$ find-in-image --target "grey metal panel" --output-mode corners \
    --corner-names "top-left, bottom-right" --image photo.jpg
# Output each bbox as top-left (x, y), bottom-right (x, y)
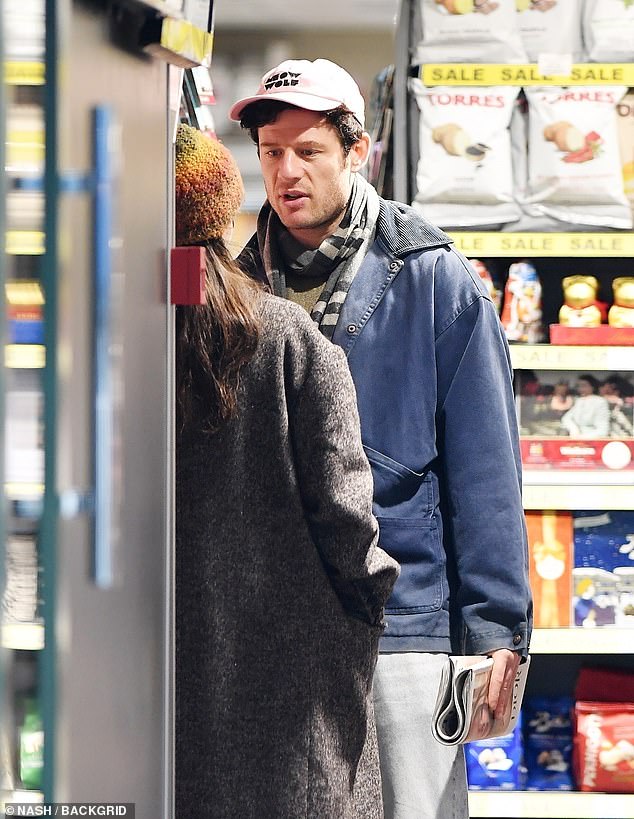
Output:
top-left (53, 5), bottom-right (171, 816)
top-left (392, 0), bottom-right (411, 204)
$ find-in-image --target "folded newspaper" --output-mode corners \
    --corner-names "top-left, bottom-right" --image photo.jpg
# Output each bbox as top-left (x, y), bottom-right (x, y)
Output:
top-left (431, 655), bottom-right (531, 746)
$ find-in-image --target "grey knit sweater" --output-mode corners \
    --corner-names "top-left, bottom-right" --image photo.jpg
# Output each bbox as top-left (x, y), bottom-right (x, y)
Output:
top-left (176, 293), bottom-right (399, 819)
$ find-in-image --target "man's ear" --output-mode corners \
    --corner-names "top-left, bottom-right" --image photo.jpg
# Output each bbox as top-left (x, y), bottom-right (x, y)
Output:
top-left (350, 132), bottom-right (371, 172)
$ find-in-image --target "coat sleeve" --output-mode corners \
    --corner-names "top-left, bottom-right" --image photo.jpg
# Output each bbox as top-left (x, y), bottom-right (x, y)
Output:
top-left (434, 257), bottom-right (533, 656)
top-left (286, 319), bottom-right (400, 627)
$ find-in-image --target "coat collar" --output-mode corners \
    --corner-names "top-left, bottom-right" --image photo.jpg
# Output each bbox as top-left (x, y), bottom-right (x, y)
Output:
top-left (376, 199), bottom-right (453, 256)
top-left (238, 198), bottom-right (453, 284)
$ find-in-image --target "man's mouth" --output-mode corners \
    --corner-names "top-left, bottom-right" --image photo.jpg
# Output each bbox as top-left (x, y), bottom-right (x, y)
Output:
top-left (282, 191), bottom-right (306, 202)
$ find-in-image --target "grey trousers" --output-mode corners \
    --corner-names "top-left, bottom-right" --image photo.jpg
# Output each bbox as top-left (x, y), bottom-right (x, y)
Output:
top-left (373, 652), bottom-right (469, 819)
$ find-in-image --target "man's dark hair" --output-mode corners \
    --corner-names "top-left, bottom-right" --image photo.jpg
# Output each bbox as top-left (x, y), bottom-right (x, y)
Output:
top-left (238, 101), bottom-right (363, 157)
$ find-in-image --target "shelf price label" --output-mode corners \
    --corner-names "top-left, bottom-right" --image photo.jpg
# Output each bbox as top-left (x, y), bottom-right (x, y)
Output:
top-left (449, 232), bottom-right (634, 257)
top-left (420, 63), bottom-right (634, 86)
top-left (523, 483), bottom-right (634, 511)
top-left (510, 345), bottom-right (634, 371)
top-left (6, 230), bottom-right (45, 256)
top-left (4, 61), bottom-right (45, 86)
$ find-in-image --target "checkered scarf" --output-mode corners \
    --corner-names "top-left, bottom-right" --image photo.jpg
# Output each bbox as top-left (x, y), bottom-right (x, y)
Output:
top-left (256, 174), bottom-right (379, 339)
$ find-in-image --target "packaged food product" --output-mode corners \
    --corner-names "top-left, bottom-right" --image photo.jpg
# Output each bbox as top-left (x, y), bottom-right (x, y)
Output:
top-left (559, 275), bottom-right (602, 327)
top-left (609, 277), bottom-right (634, 328)
top-left (526, 511), bottom-right (572, 628)
top-left (516, 0), bottom-right (584, 63)
top-left (574, 511), bottom-right (634, 627)
top-left (19, 699), bottom-right (43, 790)
top-left (575, 665), bottom-right (634, 702)
top-left (500, 261), bottom-right (544, 342)
top-left (409, 80), bottom-right (521, 228)
top-left (616, 93), bottom-right (634, 222)
top-left (523, 696), bottom-right (574, 791)
top-left (574, 701), bottom-right (634, 793)
top-left (466, 719), bottom-right (525, 790)
top-left (413, 0), bottom-right (527, 64)
top-left (583, 0), bottom-right (634, 63)
top-left (468, 259), bottom-right (502, 311)
top-left (523, 86), bottom-right (632, 230)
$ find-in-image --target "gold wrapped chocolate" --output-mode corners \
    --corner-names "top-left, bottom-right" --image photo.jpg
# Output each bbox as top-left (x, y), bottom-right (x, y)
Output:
top-left (559, 275), bottom-right (602, 327)
top-left (608, 277), bottom-right (634, 328)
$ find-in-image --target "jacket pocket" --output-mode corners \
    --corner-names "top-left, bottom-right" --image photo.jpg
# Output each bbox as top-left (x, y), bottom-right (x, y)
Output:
top-left (377, 517), bottom-right (444, 614)
top-left (363, 446), bottom-right (433, 519)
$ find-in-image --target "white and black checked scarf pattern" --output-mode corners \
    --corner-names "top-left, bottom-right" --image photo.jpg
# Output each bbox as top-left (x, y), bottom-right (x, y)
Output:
top-left (257, 174), bottom-right (380, 339)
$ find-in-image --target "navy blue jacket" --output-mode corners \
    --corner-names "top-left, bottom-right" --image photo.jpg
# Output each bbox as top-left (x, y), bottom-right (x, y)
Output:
top-left (241, 199), bottom-right (532, 656)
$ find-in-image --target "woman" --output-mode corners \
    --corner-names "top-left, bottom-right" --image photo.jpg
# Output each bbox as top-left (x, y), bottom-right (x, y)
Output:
top-left (174, 123), bottom-right (399, 819)
top-left (560, 374), bottom-right (610, 438)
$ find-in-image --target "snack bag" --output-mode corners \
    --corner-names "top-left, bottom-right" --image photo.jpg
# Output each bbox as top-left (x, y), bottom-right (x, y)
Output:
top-left (574, 701), bottom-right (634, 793)
top-left (413, 0), bottom-right (527, 64)
top-left (583, 0), bottom-right (634, 63)
top-left (410, 80), bottom-right (521, 228)
top-left (523, 86), bottom-right (632, 230)
top-left (524, 696), bottom-right (574, 791)
top-left (466, 718), bottom-right (525, 790)
top-left (516, 0), bottom-right (584, 63)
top-left (616, 93), bottom-right (634, 223)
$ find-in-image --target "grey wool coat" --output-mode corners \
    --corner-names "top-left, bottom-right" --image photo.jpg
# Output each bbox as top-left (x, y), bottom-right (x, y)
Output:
top-left (176, 293), bottom-right (399, 819)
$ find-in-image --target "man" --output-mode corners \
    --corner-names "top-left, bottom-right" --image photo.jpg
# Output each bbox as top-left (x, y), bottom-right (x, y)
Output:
top-left (229, 58), bottom-right (532, 819)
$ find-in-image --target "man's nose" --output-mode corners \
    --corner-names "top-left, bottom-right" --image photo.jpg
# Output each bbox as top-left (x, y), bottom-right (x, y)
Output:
top-left (279, 150), bottom-right (302, 180)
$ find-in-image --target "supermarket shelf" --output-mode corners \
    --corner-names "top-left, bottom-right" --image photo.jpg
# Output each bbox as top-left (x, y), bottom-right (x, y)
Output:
top-left (1, 622), bottom-right (44, 651)
top-left (420, 63), bottom-right (634, 87)
top-left (510, 345), bottom-right (634, 372)
top-left (468, 790), bottom-right (634, 818)
top-left (531, 628), bottom-right (634, 655)
top-left (523, 481), bottom-right (633, 511)
top-left (449, 232), bottom-right (634, 258)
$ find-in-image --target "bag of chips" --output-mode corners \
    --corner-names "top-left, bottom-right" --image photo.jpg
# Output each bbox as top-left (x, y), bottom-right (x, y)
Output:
top-left (574, 701), bottom-right (634, 793)
top-left (409, 80), bottom-right (521, 228)
top-left (522, 86), bottom-right (632, 230)
top-left (413, 0), bottom-right (527, 65)
top-left (583, 0), bottom-right (634, 63)
top-left (516, 0), bottom-right (584, 63)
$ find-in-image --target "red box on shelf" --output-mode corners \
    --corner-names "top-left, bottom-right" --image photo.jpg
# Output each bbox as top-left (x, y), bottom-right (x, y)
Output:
top-left (549, 324), bottom-right (634, 345)
top-left (516, 369), bottom-right (634, 470)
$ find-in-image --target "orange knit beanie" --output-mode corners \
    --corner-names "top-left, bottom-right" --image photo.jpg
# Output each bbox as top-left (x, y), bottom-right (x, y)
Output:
top-left (175, 123), bottom-right (244, 245)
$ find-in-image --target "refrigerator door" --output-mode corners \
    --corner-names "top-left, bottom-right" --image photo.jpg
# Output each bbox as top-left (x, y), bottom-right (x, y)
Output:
top-left (43, 3), bottom-right (173, 815)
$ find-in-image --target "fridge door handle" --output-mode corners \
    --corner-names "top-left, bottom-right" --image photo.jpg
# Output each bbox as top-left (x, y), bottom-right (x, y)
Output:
top-left (92, 104), bottom-right (115, 589)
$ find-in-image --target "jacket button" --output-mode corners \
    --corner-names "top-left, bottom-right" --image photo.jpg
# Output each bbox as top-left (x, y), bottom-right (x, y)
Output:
top-left (512, 633), bottom-right (522, 646)
top-left (346, 324), bottom-right (356, 334)
top-left (389, 260), bottom-right (402, 272)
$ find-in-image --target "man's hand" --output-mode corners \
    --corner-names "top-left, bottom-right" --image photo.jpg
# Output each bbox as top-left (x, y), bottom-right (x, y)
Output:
top-left (486, 648), bottom-right (521, 719)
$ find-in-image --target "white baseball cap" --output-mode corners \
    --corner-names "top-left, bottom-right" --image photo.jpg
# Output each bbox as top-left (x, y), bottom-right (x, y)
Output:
top-left (228, 59), bottom-right (366, 128)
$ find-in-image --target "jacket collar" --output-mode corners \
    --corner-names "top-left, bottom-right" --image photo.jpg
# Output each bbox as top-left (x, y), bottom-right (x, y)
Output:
top-left (239, 198), bottom-right (454, 280)
top-left (376, 199), bottom-right (453, 256)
